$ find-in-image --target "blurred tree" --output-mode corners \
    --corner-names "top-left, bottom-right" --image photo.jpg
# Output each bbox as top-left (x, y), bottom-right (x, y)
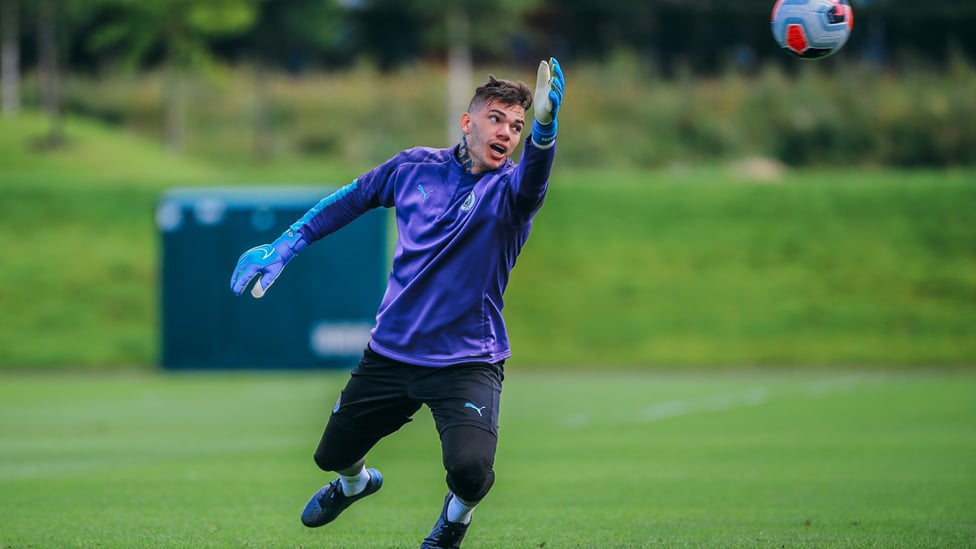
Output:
top-left (11, 1), bottom-right (99, 147)
top-left (532, 0), bottom-right (976, 74)
top-left (409, 0), bottom-right (542, 144)
top-left (339, 1), bottom-right (421, 71)
top-left (1, 0), bottom-right (19, 118)
top-left (88, 0), bottom-right (258, 151)
top-left (36, 0), bottom-right (63, 146)
top-left (442, 7), bottom-right (472, 146)
top-left (241, 0), bottom-right (345, 160)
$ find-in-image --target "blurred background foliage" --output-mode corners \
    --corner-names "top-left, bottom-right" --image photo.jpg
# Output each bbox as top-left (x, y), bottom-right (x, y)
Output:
top-left (2, 0), bottom-right (976, 167)
top-left (1, 0), bottom-right (974, 369)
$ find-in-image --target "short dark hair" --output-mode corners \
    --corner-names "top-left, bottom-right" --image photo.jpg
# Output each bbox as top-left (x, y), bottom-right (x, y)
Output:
top-left (468, 75), bottom-right (532, 113)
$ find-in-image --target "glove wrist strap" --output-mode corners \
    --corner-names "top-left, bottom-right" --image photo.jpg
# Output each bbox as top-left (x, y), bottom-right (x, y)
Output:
top-left (274, 227), bottom-right (308, 258)
top-left (531, 119), bottom-right (557, 149)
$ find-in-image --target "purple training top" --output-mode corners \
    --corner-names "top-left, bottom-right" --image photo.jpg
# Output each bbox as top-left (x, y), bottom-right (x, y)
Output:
top-left (293, 138), bottom-right (556, 367)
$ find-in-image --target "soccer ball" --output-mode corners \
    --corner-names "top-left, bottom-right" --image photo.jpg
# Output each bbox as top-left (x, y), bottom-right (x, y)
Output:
top-left (771, 0), bottom-right (853, 59)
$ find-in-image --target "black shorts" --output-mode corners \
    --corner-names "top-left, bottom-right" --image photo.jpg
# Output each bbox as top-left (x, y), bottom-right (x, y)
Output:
top-left (329, 345), bottom-right (505, 440)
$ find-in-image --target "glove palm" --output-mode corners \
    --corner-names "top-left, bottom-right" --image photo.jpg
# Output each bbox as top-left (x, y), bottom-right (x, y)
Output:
top-left (230, 229), bottom-right (307, 298)
top-left (531, 57), bottom-right (565, 148)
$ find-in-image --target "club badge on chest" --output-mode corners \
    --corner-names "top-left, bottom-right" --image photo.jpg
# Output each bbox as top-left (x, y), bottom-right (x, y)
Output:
top-left (461, 191), bottom-right (476, 211)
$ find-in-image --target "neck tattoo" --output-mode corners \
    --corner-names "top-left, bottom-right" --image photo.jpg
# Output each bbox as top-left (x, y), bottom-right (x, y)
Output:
top-left (456, 135), bottom-right (474, 172)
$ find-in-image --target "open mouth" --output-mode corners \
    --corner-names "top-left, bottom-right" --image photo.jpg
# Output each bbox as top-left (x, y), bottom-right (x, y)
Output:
top-left (489, 144), bottom-right (506, 156)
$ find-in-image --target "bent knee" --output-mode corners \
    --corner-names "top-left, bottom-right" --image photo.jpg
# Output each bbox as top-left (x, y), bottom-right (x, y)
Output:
top-left (313, 441), bottom-right (366, 473)
top-left (445, 452), bottom-right (494, 502)
top-left (313, 448), bottom-right (344, 472)
top-left (446, 452), bottom-right (492, 483)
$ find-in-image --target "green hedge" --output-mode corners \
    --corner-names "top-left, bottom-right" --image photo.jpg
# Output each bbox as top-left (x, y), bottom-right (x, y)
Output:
top-left (46, 56), bottom-right (976, 169)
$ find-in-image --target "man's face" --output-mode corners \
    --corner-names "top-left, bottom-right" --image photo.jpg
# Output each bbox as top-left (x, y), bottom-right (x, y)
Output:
top-left (460, 100), bottom-right (525, 174)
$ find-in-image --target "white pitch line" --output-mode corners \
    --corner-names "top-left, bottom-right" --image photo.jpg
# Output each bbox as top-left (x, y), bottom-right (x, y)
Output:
top-left (560, 375), bottom-right (869, 429)
top-left (638, 387), bottom-right (769, 423)
top-left (560, 388), bottom-right (769, 429)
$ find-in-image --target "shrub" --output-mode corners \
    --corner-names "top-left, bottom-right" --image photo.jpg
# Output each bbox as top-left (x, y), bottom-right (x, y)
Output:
top-left (57, 58), bottom-right (976, 168)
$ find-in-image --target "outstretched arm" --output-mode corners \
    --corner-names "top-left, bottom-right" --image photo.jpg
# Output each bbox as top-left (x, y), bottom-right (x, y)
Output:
top-left (229, 182), bottom-right (366, 298)
top-left (511, 57), bottom-right (565, 217)
top-left (531, 57), bottom-right (565, 149)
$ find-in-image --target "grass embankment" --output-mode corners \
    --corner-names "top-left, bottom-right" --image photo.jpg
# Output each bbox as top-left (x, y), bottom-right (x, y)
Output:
top-left (510, 167), bottom-right (976, 367)
top-left (1, 112), bottom-right (974, 369)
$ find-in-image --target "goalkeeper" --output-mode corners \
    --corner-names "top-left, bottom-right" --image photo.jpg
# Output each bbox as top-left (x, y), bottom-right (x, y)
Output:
top-left (230, 58), bottom-right (565, 549)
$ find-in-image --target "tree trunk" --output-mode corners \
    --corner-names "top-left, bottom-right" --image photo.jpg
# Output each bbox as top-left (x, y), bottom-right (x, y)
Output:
top-left (162, 63), bottom-right (184, 153)
top-left (37, 0), bottom-right (63, 147)
top-left (253, 60), bottom-right (273, 161)
top-left (1, 0), bottom-right (20, 118)
top-left (445, 9), bottom-right (472, 147)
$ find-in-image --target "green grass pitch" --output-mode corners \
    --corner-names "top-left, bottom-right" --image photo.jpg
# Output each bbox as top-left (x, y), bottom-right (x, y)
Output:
top-left (1, 370), bottom-right (974, 548)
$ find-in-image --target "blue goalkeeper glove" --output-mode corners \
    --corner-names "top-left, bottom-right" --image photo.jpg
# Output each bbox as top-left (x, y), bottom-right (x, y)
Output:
top-left (531, 57), bottom-right (565, 149)
top-left (230, 227), bottom-right (308, 298)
